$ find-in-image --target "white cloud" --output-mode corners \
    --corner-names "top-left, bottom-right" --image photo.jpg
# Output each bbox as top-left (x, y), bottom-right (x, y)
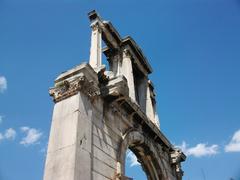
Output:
top-left (4, 128), bottom-right (16, 140)
top-left (0, 76), bottom-right (7, 93)
top-left (40, 142), bottom-right (48, 155)
top-left (20, 126), bottom-right (43, 146)
top-left (126, 150), bottom-right (140, 167)
top-left (21, 126), bottom-right (30, 132)
top-left (225, 129), bottom-right (240, 152)
top-left (177, 141), bottom-right (219, 157)
top-left (0, 128), bottom-right (16, 142)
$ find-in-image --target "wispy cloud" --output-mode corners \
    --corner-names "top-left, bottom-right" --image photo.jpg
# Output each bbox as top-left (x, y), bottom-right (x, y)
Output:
top-left (126, 150), bottom-right (140, 167)
top-left (225, 129), bottom-right (240, 152)
top-left (0, 76), bottom-right (7, 93)
top-left (0, 128), bottom-right (17, 142)
top-left (4, 128), bottom-right (16, 140)
top-left (177, 141), bottom-right (219, 157)
top-left (40, 142), bottom-right (48, 155)
top-left (20, 126), bottom-right (43, 146)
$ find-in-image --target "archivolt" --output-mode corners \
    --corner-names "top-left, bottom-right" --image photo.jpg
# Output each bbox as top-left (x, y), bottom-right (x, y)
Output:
top-left (115, 128), bottom-right (169, 180)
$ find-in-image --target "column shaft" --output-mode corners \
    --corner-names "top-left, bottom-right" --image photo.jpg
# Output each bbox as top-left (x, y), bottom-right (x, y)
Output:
top-left (122, 50), bottom-right (136, 101)
top-left (89, 24), bottom-right (102, 69)
top-left (146, 85), bottom-right (155, 122)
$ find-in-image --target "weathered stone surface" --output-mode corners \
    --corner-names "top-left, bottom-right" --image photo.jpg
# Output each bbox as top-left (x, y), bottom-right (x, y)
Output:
top-left (43, 10), bottom-right (185, 180)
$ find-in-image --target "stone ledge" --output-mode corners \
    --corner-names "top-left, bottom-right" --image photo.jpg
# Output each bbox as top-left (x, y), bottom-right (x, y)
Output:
top-left (100, 75), bottom-right (129, 98)
top-left (55, 62), bottom-right (98, 83)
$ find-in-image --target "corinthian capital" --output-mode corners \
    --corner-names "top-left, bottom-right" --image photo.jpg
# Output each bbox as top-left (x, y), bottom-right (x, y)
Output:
top-left (122, 49), bottom-right (131, 58)
top-left (91, 21), bottom-right (102, 32)
top-left (49, 73), bottom-right (100, 103)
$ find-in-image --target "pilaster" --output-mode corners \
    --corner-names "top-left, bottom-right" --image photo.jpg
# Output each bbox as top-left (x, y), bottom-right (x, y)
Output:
top-left (89, 22), bottom-right (102, 69)
top-left (146, 82), bottom-right (155, 123)
top-left (121, 49), bottom-right (136, 101)
top-left (138, 76), bottom-right (148, 113)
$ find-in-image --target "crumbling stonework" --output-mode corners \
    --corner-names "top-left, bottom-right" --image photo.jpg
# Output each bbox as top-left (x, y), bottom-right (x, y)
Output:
top-left (43, 10), bottom-right (186, 180)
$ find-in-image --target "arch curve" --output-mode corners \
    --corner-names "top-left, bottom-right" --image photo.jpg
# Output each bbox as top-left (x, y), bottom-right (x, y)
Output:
top-left (115, 128), bottom-right (169, 180)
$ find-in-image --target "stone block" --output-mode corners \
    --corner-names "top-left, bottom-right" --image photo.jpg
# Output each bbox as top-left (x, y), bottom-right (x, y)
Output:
top-left (93, 134), bottom-right (117, 159)
top-left (93, 145), bottom-right (117, 169)
top-left (93, 157), bottom-right (116, 179)
top-left (44, 145), bottom-right (76, 180)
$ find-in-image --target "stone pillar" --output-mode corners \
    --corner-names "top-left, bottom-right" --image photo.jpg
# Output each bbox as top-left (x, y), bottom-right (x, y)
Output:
top-left (146, 83), bottom-right (155, 123)
top-left (43, 93), bottom-right (92, 180)
top-left (138, 76), bottom-right (148, 113)
top-left (89, 22), bottom-right (102, 69)
top-left (43, 64), bottom-right (101, 180)
top-left (171, 149), bottom-right (186, 180)
top-left (110, 53), bottom-right (121, 76)
top-left (146, 81), bottom-right (160, 128)
top-left (121, 49), bottom-right (136, 101)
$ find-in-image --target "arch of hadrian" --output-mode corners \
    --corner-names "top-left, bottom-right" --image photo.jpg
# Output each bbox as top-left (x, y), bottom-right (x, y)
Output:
top-left (43, 10), bottom-right (186, 180)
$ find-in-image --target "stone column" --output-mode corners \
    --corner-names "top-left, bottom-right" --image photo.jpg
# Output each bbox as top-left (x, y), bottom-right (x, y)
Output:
top-left (122, 49), bottom-right (136, 101)
top-left (146, 83), bottom-right (155, 123)
top-left (89, 22), bottom-right (102, 69)
top-left (138, 76), bottom-right (148, 113)
top-left (43, 64), bottom-right (101, 180)
top-left (110, 52), bottom-right (121, 76)
top-left (146, 81), bottom-right (160, 128)
top-left (43, 93), bottom-right (93, 180)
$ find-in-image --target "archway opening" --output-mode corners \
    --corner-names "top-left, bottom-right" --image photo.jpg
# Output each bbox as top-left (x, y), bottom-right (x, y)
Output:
top-left (125, 148), bottom-right (147, 180)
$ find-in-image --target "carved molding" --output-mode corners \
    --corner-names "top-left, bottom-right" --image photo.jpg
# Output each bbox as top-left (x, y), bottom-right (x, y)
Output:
top-left (122, 49), bottom-right (131, 59)
top-left (171, 149), bottom-right (186, 179)
top-left (49, 73), bottom-right (100, 103)
top-left (91, 21), bottom-right (102, 33)
top-left (171, 149), bottom-right (185, 164)
top-left (100, 75), bottom-right (129, 98)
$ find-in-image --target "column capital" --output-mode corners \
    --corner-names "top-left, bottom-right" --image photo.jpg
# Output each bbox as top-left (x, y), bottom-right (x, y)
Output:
top-left (122, 49), bottom-right (131, 58)
top-left (90, 21), bottom-right (102, 32)
top-left (49, 74), bottom-right (100, 103)
top-left (170, 149), bottom-right (186, 179)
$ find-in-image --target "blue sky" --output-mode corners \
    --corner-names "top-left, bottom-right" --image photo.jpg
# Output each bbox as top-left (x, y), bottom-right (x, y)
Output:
top-left (0, 0), bottom-right (240, 180)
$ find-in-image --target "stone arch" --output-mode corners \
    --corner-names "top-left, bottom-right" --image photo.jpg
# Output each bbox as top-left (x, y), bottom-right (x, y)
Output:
top-left (43, 10), bottom-right (187, 180)
top-left (115, 129), bottom-right (169, 180)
